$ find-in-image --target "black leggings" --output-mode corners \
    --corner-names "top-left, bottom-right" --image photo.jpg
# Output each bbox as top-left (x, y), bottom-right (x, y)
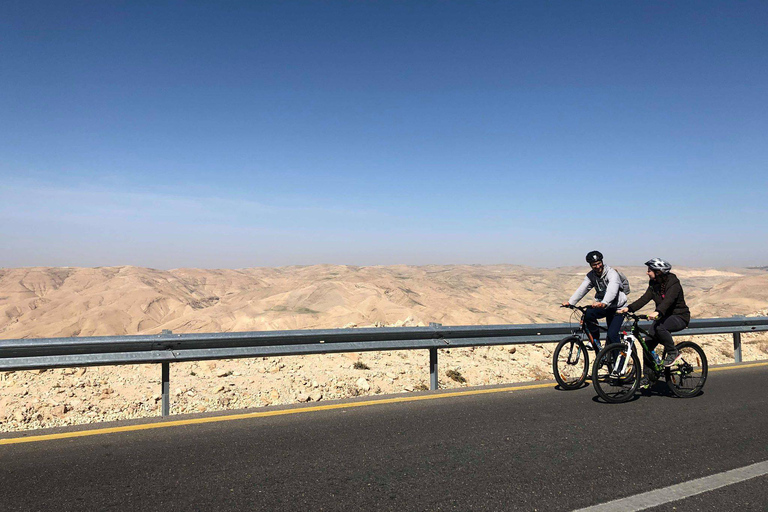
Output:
top-left (645, 315), bottom-right (688, 365)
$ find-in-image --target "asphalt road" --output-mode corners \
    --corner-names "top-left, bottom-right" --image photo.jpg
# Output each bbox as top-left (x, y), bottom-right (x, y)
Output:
top-left (1, 364), bottom-right (767, 511)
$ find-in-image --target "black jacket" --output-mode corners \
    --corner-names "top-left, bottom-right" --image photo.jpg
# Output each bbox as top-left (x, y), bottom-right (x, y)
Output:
top-left (627, 272), bottom-right (690, 323)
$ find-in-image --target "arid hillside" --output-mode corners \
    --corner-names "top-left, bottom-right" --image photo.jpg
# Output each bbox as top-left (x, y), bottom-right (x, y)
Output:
top-left (1, 264), bottom-right (766, 433)
top-left (2, 265), bottom-right (766, 338)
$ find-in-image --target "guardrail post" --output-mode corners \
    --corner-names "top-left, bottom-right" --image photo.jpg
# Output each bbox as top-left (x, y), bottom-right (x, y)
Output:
top-left (733, 332), bottom-right (742, 363)
top-left (161, 362), bottom-right (170, 416)
top-left (161, 329), bottom-right (172, 416)
top-left (429, 322), bottom-right (441, 390)
top-left (429, 348), bottom-right (438, 390)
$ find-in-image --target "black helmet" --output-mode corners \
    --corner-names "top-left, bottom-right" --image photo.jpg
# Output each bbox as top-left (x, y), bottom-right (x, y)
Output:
top-left (586, 251), bottom-right (603, 264)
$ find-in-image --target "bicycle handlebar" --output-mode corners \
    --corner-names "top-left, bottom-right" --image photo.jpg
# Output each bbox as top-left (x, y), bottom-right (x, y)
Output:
top-left (562, 304), bottom-right (649, 321)
top-left (560, 304), bottom-right (592, 312)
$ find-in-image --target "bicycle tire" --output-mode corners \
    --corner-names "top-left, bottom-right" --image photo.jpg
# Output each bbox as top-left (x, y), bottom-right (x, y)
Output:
top-left (553, 336), bottom-right (589, 390)
top-left (592, 342), bottom-right (640, 403)
top-left (666, 341), bottom-right (708, 398)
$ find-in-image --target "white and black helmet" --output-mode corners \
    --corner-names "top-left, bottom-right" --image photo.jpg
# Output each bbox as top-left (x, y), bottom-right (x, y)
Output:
top-left (645, 258), bottom-right (672, 274)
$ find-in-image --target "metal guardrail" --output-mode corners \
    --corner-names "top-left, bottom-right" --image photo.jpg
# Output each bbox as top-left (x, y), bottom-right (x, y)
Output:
top-left (1, 317), bottom-right (767, 416)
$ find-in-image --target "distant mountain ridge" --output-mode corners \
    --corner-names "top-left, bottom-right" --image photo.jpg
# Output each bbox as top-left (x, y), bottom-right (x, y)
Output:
top-left (1, 265), bottom-right (766, 340)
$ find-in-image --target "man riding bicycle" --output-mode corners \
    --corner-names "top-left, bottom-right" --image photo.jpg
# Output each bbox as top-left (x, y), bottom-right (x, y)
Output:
top-left (562, 251), bottom-right (628, 351)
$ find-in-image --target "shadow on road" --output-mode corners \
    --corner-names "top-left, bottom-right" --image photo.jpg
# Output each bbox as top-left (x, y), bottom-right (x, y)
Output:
top-left (591, 393), bottom-right (641, 404)
top-left (554, 381), bottom-right (590, 391)
top-left (589, 381), bottom-right (707, 404)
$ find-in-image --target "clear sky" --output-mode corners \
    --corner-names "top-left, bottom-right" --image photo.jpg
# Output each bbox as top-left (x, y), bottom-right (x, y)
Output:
top-left (1, 1), bottom-right (766, 269)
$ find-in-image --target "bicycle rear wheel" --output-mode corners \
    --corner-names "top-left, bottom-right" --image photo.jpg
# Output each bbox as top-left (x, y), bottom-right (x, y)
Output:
top-left (553, 336), bottom-right (589, 390)
top-left (592, 343), bottom-right (640, 403)
top-left (666, 341), bottom-right (708, 398)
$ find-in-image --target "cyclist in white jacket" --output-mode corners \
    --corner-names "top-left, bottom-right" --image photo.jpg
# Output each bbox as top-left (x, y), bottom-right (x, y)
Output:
top-left (562, 251), bottom-right (628, 350)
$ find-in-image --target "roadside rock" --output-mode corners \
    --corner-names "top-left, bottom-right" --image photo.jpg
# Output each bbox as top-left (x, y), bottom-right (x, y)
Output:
top-left (356, 378), bottom-right (370, 391)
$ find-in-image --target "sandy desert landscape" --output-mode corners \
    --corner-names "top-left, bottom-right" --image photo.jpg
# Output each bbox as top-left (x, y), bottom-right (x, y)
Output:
top-left (1, 264), bottom-right (767, 432)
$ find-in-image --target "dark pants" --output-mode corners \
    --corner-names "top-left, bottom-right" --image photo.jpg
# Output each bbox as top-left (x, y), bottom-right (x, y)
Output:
top-left (584, 307), bottom-right (624, 349)
top-left (644, 315), bottom-right (689, 368)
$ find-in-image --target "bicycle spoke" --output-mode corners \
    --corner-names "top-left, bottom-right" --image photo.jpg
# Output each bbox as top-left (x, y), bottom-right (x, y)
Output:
top-left (554, 337), bottom-right (589, 389)
top-left (593, 344), bottom-right (639, 403)
top-left (666, 342), bottom-right (708, 398)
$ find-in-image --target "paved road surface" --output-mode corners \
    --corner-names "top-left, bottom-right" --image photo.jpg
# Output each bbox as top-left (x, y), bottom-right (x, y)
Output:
top-left (1, 363), bottom-right (766, 511)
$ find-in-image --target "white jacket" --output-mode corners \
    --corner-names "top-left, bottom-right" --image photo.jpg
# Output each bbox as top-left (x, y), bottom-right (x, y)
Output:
top-left (568, 265), bottom-right (628, 309)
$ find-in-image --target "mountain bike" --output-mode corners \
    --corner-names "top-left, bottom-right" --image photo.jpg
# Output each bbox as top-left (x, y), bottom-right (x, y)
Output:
top-left (592, 312), bottom-right (708, 403)
top-left (552, 305), bottom-right (609, 390)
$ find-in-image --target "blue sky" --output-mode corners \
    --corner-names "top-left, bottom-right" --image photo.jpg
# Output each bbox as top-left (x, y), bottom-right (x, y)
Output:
top-left (1, 1), bottom-right (766, 269)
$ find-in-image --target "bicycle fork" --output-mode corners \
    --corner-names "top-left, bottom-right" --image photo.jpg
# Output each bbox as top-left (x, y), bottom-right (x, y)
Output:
top-left (613, 336), bottom-right (636, 376)
top-left (567, 338), bottom-right (585, 365)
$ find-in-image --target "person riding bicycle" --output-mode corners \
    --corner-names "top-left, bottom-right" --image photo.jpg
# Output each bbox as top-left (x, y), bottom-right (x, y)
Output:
top-left (618, 258), bottom-right (691, 389)
top-left (562, 251), bottom-right (628, 350)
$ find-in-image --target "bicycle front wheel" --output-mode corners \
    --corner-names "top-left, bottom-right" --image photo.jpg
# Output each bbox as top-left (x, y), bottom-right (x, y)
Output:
top-left (553, 336), bottom-right (589, 390)
top-left (592, 343), bottom-right (640, 403)
top-left (666, 341), bottom-right (708, 398)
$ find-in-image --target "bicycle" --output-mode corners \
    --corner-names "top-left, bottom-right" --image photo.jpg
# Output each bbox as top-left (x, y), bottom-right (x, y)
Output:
top-left (591, 312), bottom-right (708, 403)
top-left (552, 304), bottom-right (610, 390)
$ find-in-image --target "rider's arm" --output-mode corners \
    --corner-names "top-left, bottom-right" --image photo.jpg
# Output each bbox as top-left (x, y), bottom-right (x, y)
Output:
top-left (627, 285), bottom-right (653, 313)
top-left (654, 280), bottom-right (682, 317)
top-left (567, 275), bottom-right (594, 305)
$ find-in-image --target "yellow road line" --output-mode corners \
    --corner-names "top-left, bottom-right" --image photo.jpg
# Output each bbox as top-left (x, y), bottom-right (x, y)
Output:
top-left (710, 361), bottom-right (768, 372)
top-left (0, 382), bottom-right (552, 446)
top-left (2, 361), bottom-right (764, 446)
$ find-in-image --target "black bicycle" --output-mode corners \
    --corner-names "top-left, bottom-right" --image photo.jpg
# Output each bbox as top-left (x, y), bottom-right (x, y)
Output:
top-left (592, 312), bottom-right (708, 403)
top-left (553, 305), bottom-right (609, 390)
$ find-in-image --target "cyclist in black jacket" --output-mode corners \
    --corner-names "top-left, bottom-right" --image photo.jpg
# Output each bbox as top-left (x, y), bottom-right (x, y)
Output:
top-left (618, 258), bottom-right (690, 389)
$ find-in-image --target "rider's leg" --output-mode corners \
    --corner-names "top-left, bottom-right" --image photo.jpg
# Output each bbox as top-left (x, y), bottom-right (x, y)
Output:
top-left (584, 308), bottom-right (603, 346)
top-left (654, 316), bottom-right (688, 366)
top-left (605, 309), bottom-right (623, 345)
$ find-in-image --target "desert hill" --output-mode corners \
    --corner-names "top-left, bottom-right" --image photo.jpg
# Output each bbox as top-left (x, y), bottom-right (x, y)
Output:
top-left (0, 264), bottom-right (766, 432)
top-left (2, 265), bottom-right (765, 339)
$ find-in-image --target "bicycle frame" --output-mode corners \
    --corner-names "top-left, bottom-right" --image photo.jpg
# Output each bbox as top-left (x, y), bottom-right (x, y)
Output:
top-left (599, 315), bottom-right (662, 379)
top-left (592, 311), bottom-right (709, 402)
top-left (565, 305), bottom-right (608, 351)
top-left (622, 315), bottom-right (665, 375)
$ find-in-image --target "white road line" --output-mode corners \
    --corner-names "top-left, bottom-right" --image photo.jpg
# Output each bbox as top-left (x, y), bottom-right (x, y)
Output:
top-left (573, 460), bottom-right (768, 512)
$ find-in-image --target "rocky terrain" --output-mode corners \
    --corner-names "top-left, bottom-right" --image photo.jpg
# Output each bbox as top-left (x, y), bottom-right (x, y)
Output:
top-left (1, 265), bottom-right (767, 432)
